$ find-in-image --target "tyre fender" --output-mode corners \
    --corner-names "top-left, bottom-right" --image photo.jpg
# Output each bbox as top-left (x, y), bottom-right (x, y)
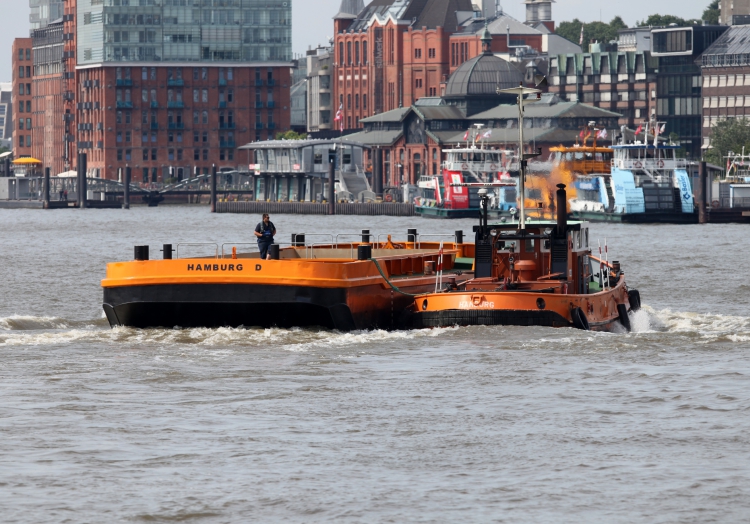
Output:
top-left (628, 289), bottom-right (641, 311)
top-left (571, 307), bottom-right (590, 331)
top-left (617, 303), bottom-right (631, 332)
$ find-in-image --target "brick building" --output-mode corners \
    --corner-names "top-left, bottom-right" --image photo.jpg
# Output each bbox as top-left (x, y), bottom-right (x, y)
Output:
top-left (32, 20), bottom-right (66, 175)
top-left (12, 38), bottom-right (34, 161)
top-left (699, 24), bottom-right (750, 150)
top-left (333, 0), bottom-right (474, 130)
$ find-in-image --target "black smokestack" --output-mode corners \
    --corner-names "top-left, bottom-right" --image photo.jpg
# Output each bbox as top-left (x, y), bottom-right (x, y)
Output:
top-left (556, 183), bottom-right (567, 235)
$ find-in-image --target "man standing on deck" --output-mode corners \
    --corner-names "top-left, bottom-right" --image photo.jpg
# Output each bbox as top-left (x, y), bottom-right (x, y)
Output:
top-left (254, 213), bottom-right (276, 260)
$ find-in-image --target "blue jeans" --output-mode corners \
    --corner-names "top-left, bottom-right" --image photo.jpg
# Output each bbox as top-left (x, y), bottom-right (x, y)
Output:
top-left (258, 240), bottom-right (273, 259)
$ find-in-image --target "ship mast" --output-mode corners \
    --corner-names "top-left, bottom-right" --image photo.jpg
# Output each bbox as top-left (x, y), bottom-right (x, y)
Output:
top-left (497, 83), bottom-right (542, 230)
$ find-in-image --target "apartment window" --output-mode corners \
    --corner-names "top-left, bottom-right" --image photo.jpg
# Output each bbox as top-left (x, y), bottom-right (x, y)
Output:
top-left (203, 131), bottom-right (208, 143)
top-left (25, 118), bottom-right (30, 130)
top-left (202, 110), bottom-right (208, 124)
top-left (347, 94), bottom-right (351, 109)
top-left (363, 41), bottom-right (368, 64)
top-left (194, 149), bottom-right (200, 161)
top-left (125, 112), bottom-right (131, 124)
top-left (339, 42), bottom-right (344, 64)
top-left (142, 132), bottom-right (148, 143)
top-left (18, 49), bottom-right (23, 61)
top-left (125, 149), bottom-right (131, 161)
top-left (193, 131), bottom-right (199, 142)
top-left (117, 131), bottom-right (123, 143)
top-left (415, 49), bottom-right (422, 59)
top-left (19, 119), bottom-right (24, 130)
top-left (26, 49), bottom-right (30, 60)
top-left (142, 67), bottom-right (147, 80)
top-left (416, 79), bottom-right (423, 88)
top-left (168, 149), bottom-right (175, 161)
top-left (355, 94), bottom-right (359, 109)
top-left (203, 149), bottom-right (208, 161)
top-left (193, 89), bottom-right (199, 102)
top-left (151, 132), bottom-right (156, 143)
top-left (177, 149), bottom-right (183, 161)
top-left (193, 111), bottom-right (199, 124)
top-left (143, 149), bottom-right (149, 161)
top-left (202, 67), bottom-right (207, 80)
top-left (142, 168), bottom-right (149, 183)
top-left (18, 101), bottom-right (23, 113)
top-left (150, 68), bottom-right (156, 80)
top-left (428, 48), bottom-right (436, 59)
top-left (202, 89), bottom-right (208, 103)
top-left (151, 149), bottom-right (157, 160)
top-left (19, 67), bottom-right (24, 79)
top-left (18, 136), bottom-right (23, 147)
top-left (227, 89), bottom-right (233, 103)
top-left (363, 94), bottom-right (367, 110)
top-left (355, 41), bottom-right (360, 65)
top-left (117, 149), bottom-right (123, 161)
top-left (19, 84), bottom-right (24, 95)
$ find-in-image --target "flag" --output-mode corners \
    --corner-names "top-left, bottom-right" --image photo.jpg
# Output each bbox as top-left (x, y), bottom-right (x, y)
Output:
top-left (659, 123), bottom-right (666, 134)
top-left (579, 129), bottom-right (585, 139)
top-left (481, 129), bottom-right (492, 140)
top-left (579, 24), bottom-right (584, 46)
top-left (597, 128), bottom-right (608, 139)
top-left (463, 129), bottom-right (470, 141)
top-left (334, 103), bottom-right (344, 132)
top-left (635, 124), bottom-right (643, 136)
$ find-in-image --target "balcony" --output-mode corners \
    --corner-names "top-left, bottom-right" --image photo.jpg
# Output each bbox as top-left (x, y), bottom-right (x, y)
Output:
top-left (220, 141), bottom-right (236, 148)
top-left (219, 122), bottom-right (236, 129)
top-left (168, 122), bottom-right (185, 129)
top-left (219, 101), bottom-right (227, 108)
top-left (167, 79), bottom-right (184, 87)
top-left (267, 79), bottom-right (276, 87)
top-left (150, 122), bottom-right (159, 130)
top-left (116, 101), bottom-right (133, 109)
top-left (116, 79), bottom-right (133, 87)
top-left (255, 79), bottom-right (264, 87)
top-left (150, 101), bottom-right (159, 109)
top-left (255, 122), bottom-right (264, 130)
top-left (255, 101), bottom-right (264, 109)
top-left (267, 101), bottom-right (275, 109)
top-left (167, 101), bottom-right (184, 109)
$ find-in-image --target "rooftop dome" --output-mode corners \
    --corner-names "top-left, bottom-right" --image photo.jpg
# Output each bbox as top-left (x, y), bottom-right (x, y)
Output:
top-left (444, 54), bottom-right (524, 98)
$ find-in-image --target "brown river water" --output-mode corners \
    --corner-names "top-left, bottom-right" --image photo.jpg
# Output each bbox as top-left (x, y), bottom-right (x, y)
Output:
top-left (0, 207), bottom-right (749, 522)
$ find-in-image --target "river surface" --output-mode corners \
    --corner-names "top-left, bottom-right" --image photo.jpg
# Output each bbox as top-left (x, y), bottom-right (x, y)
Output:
top-left (0, 206), bottom-right (749, 523)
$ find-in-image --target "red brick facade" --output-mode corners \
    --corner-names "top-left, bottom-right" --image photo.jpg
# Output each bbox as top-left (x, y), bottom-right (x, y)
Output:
top-left (333, 18), bottom-right (454, 127)
top-left (76, 65), bottom-right (291, 182)
top-left (12, 38), bottom-right (34, 161)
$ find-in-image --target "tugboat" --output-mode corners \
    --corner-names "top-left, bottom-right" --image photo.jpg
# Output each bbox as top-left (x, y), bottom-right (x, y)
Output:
top-left (409, 86), bottom-right (641, 332)
top-left (569, 121), bottom-right (696, 223)
top-left (416, 125), bottom-right (519, 219)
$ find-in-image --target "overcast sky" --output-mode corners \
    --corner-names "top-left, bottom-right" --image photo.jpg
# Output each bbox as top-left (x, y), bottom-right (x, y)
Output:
top-left (0, 0), bottom-right (708, 82)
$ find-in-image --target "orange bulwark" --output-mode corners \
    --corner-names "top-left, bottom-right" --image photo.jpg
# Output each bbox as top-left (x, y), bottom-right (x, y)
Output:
top-left (102, 238), bottom-right (472, 331)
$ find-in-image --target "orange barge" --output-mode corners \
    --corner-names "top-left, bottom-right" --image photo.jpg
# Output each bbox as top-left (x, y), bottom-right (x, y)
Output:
top-left (101, 235), bottom-right (475, 330)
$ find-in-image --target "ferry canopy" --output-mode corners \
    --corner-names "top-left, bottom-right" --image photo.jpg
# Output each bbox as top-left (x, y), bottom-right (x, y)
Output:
top-left (12, 157), bottom-right (42, 165)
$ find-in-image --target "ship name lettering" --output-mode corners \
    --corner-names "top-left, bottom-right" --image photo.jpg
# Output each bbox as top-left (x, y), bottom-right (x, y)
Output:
top-left (186, 263), bottom-right (243, 272)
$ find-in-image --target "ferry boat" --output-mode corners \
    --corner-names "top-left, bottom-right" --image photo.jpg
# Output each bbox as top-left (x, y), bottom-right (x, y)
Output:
top-left (101, 235), bottom-right (475, 331)
top-left (416, 127), bottom-right (519, 219)
top-left (408, 86), bottom-right (641, 332)
top-left (569, 123), bottom-right (696, 223)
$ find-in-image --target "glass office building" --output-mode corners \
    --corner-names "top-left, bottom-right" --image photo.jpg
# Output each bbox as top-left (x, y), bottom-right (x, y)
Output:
top-left (76, 0), bottom-right (292, 64)
top-left (30, 0), bottom-right (65, 30)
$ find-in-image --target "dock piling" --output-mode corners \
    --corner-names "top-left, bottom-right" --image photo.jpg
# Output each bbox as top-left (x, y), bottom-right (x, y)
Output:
top-left (698, 161), bottom-right (707, 224)
top-left (328, 161), bottom-right (335, 215)
top-left (43, 168), bottom-right (50, 209)
top-left (210, 164), bottom-right (217, 213)
top-left (123, 167), bottom-right (131, 209)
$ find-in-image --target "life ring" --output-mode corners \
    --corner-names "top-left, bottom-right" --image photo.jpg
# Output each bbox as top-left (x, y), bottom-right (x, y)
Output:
top-left (657, 159), bottom-right (665, 168)
top-left (633, 161), bottom-right (642, 169)
top-left (571, 307), bottom-right (590, 331)
top-left (490, 163), bottom-right (498, 171)
top-left (711, 200), bottom-right (720, 209)
top-left (617, 303), bottom-right (631, 332)
top-left (384, 193), bottom-right (393, 202)
top-left (461, 163), bottom-right (469, 170)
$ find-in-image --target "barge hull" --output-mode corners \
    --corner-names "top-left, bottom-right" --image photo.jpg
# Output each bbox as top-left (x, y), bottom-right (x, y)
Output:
top-left (103, 282), bottom-right (423, 331)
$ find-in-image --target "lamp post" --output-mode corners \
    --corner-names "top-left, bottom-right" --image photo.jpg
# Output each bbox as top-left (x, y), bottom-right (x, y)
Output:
top-left (497, 83), bottom-right (542, 230)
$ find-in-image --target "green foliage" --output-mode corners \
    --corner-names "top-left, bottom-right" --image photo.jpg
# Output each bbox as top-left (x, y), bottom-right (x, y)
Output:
top-left (635, 14), bottom-right (702, 27)
top-left (704, 118), bottom-right (750, 165)
top-left (555, 17), bottom-right (629, 47)
top-left (703, 1), bottom-right (720, 25)
top-left (275, 130), bottom-right (307, 140)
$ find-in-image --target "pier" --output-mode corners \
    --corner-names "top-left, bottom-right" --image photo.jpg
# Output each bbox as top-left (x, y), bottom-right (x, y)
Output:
top-left (215, 201), bottom-right (415, 216)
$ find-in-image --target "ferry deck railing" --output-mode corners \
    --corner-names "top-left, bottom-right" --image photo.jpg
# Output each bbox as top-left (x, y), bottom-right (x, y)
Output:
top-left (612, 158), bottom-right (688, 171)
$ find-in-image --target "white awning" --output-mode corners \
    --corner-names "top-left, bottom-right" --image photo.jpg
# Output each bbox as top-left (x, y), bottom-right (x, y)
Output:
top-left (0, 151), bottom-right (11, 158)
top-left (56, 170), bottom-right (78, 178)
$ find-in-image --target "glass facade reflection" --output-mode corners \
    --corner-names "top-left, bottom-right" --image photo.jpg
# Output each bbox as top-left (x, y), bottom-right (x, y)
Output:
top-left (30, 0), bottom-right (65, 30)
top-left (76, 0), bottom-right (292, 64)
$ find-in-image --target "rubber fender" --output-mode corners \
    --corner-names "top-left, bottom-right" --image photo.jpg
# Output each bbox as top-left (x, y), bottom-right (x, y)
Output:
top-left (571, 307), bottom-right (590, 331)
top-left (617, 303), bottom-right (631, 332)
top-left (628, 289), bottom-right (641, 311)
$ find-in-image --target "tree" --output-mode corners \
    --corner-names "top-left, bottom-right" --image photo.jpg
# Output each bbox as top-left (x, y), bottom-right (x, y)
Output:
top-left (635, 14), bottom-right (702, 27)
top-left (704, 118), bottom-right (750, 165)
top-left (703, 0), bottom-right (720, 25)
top-left (555, 17), bottom-right (629, 48)
top-left (275, 130), bottom-right (307, 140)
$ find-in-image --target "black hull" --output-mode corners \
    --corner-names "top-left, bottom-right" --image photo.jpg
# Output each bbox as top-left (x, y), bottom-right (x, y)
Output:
top-left (572, 211), bottom-right (699, 224)
top-left (103, 283), bottom-right (417, 331)
top-left (412, 309), bottom-right (571, 329)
